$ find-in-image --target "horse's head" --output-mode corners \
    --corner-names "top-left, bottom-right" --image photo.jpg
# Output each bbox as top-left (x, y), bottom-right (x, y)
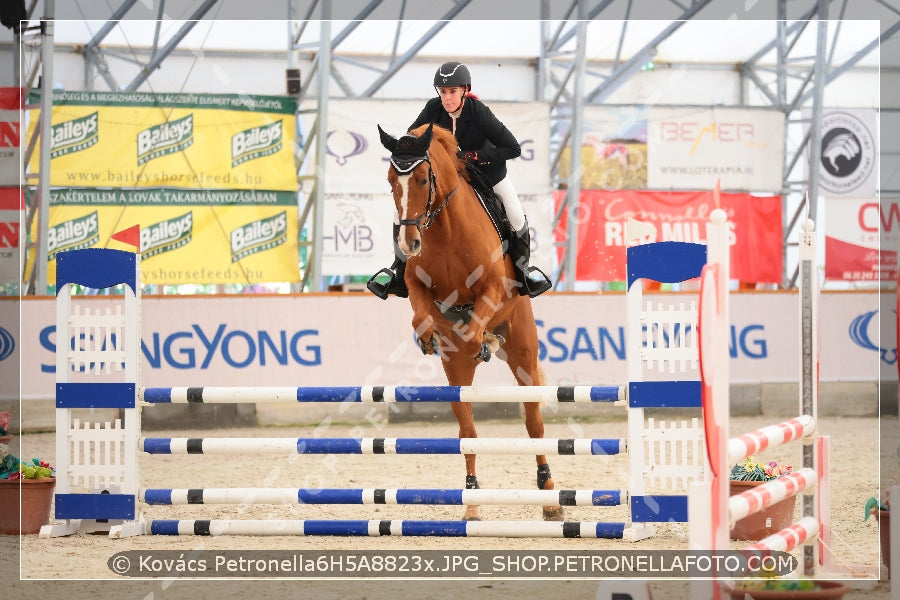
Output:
top-left (378, 123), bottom-right (460, 257)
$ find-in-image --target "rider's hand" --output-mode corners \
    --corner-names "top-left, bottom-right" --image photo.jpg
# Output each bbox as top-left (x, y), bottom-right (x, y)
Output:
top-left (457, 150), bottom-right (478, 164)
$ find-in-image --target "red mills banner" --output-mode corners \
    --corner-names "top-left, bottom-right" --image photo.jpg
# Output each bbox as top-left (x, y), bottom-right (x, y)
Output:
top-left (0, 187), bottom-right (22, 284)
top-left (554, 190), bottom-right (782, 283)
top-left (0, 88), bottom-right (22, 187)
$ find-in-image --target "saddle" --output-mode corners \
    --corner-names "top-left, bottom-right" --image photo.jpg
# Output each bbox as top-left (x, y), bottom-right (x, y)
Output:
top-left (463, 162), bottom-right (513, 245)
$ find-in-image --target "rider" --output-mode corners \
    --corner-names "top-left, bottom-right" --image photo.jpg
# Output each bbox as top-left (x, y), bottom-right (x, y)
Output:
top-left (367, 61), bottom-right (553, 300)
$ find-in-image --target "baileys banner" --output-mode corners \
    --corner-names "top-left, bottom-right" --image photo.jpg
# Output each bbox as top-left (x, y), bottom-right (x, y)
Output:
top-left (26, 91), bottom-right (299, 284)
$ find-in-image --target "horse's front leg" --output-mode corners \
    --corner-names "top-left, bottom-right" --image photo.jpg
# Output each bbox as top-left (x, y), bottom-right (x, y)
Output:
top-left (454, 285), bottom-right (506, 361)
top-left (523, 402), bottom-right (565, 521)
top-left (406, 284), bottom-right (439, 355)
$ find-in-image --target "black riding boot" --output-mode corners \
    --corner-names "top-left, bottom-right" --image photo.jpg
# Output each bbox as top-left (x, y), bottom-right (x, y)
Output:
top-left (366, 225), bottom-right (409, 300)
top-left (508, 223), bottom-right (552, 297)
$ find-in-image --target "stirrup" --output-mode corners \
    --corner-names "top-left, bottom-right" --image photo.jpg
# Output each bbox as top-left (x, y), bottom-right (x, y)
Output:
top-left (519, 266), bottom-right (552, 298)
top-left (367, 268), bottom-right (396, 299)
top-left (366, 268), bottom-right (408, 299)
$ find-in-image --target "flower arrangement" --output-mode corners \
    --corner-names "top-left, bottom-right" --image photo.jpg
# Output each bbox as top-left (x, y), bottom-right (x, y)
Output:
top-left (730, 564), bottom-right (849, 596)
top-left (864, 489), bottom-right (890, 520)
top-left (0, 410), bottom-right (9, 436)
top-left (0, 443), bottom-right (54, 480)
top-left (733, 579), bottom-right (817, 592)
top-left (729, 456), bottom-right (793, 481)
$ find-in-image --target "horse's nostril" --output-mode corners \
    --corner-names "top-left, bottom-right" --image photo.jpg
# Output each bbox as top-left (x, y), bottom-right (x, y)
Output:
top-left (410, 239), bottom-right (421, 254)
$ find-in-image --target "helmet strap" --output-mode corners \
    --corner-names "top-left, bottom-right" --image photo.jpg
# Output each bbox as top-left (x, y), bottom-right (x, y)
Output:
top-left (449, 93), bottom-right (465, 115)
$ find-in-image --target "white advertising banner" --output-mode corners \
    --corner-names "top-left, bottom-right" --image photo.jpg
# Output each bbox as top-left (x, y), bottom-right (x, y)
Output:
top-left (8, 290), bottom-right (890, 401)
top-left (824, 196), bottom-right (897, 282)
top-left (805, 108), bottom-right (878, 197)
top-left (305, 100), bottom-right (554, 277)
top-left (647, 107), bottom-right (785, 192)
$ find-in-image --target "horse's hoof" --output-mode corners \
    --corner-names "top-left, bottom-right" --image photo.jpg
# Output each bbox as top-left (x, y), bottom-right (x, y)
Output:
top-left (542, 506), bottom-right (565, 522)
top-left (463, 515), bottom-right (482, 522)
top-left (416, 333), bottom-right (440, 355)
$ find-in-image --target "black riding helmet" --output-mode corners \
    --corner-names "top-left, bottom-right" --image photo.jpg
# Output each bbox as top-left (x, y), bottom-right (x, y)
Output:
top-left (433, 61), bottom-right (471, 92)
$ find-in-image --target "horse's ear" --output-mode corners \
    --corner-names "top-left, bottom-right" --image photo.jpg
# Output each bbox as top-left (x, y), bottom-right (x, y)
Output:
top-left (378, 124), bottom-right (398, 153)
top-left (417, 122), bottom-right (434, 151)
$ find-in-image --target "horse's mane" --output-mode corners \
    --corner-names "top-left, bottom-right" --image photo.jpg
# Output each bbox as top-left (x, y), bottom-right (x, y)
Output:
top-left (408, 123), bottom-right (470, 188)
top-left (409, 123), bottom-right (456, 157)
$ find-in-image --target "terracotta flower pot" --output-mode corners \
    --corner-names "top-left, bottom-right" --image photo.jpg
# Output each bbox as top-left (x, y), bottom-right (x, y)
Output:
top-left (723, 581), bottom-right (851, 599)
top-left (872, 508), bottom-right (890, 579)
top-left (0, 477), bottom-right (56, 535)
top-left (729, 479), bottom-right (797, 541)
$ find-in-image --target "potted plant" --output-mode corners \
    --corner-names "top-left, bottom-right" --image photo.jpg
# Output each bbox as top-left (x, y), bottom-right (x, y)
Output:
top-left (0, 443), bottom-right (56, 535)
top-left (0, 410), bottom-right (11, 445)
top-left (729, 456), bottom-right (796, 540)
top-left (864, 492), bottom-right (890, 578)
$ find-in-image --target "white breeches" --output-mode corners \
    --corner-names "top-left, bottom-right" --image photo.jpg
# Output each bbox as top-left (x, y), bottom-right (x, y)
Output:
top-left (493, 177), bottom-right (526, 231)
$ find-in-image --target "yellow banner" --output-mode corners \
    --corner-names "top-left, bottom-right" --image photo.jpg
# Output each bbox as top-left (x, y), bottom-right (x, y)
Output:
top-left (28, 91), bottom-right (297, 191)
top-left (25, 92), bottom-right (301, 285)
top-left (28, 189), bottom-right (299, 285)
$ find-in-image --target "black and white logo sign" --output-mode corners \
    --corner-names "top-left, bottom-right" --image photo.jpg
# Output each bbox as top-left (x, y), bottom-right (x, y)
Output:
top-left (819, 111), bottom-right (875, 195)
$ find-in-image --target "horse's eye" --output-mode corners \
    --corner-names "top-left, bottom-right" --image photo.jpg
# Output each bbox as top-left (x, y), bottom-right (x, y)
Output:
top-left (419, 178), bottom-right (428, 186)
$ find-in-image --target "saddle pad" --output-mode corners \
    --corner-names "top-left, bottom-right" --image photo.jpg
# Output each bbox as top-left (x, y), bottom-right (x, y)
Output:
top-left (467, 167), bottom-right (512, 245)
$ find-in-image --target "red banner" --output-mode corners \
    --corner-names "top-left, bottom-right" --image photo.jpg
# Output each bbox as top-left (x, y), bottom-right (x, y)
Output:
top-left (554, 189), bottom-right (782, 283)
top-left (824, 197), bottom-right (898, 282)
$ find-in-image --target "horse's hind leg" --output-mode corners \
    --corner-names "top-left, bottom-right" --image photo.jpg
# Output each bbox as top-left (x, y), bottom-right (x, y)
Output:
top-left (523, 401), bottom-right (564, 521)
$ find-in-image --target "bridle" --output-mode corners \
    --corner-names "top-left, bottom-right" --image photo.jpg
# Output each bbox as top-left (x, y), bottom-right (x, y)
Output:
top-left (391, 151), bottom-right (460, 232)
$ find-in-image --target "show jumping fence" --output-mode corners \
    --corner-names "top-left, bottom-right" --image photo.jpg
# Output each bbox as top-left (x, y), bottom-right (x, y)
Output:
top-left (42, 214), bottom-right (734, 541)
top-left (688, 215), bottom-right (833, 597)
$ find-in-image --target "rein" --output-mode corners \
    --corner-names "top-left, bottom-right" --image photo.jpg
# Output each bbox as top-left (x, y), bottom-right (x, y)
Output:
top-left (393, 152), bottom-right (460, 232)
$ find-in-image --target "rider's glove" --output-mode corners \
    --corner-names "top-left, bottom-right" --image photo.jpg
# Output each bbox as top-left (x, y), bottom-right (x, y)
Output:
top-left (457, 150), bottom-right (478, 164)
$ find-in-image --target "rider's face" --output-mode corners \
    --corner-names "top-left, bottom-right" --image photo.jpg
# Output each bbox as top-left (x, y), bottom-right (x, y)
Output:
top-left (437, 86), bottom-right (466, 113)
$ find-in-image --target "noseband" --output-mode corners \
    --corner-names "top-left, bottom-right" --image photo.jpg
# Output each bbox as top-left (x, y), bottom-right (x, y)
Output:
top-left (391, 152), bottom-right (459, 232)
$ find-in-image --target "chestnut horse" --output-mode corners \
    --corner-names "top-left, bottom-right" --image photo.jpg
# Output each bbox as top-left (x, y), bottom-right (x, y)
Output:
top-left (377, 122), bottom-right (562, 521)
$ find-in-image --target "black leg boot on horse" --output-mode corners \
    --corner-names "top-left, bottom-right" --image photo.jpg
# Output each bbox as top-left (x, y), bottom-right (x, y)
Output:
top-left (537, 463), bottom-right (564, 521)
top-left (508, 221), bottom-right (553, 297)
top-left (367, 224), bottom-right (409, 299)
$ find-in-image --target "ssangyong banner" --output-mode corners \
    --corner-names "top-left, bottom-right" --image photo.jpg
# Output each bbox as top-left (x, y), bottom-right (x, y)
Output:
top-left (825, 196), bottom-right (898, 282)
top-left (8, 290), bottom-right (889, 402)
top-left (554, 189), bottom-right (782, 283)
top-left (310, 100), bottom-right (554, 277)
top-left (647, 106), bottom-right (784, 192)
